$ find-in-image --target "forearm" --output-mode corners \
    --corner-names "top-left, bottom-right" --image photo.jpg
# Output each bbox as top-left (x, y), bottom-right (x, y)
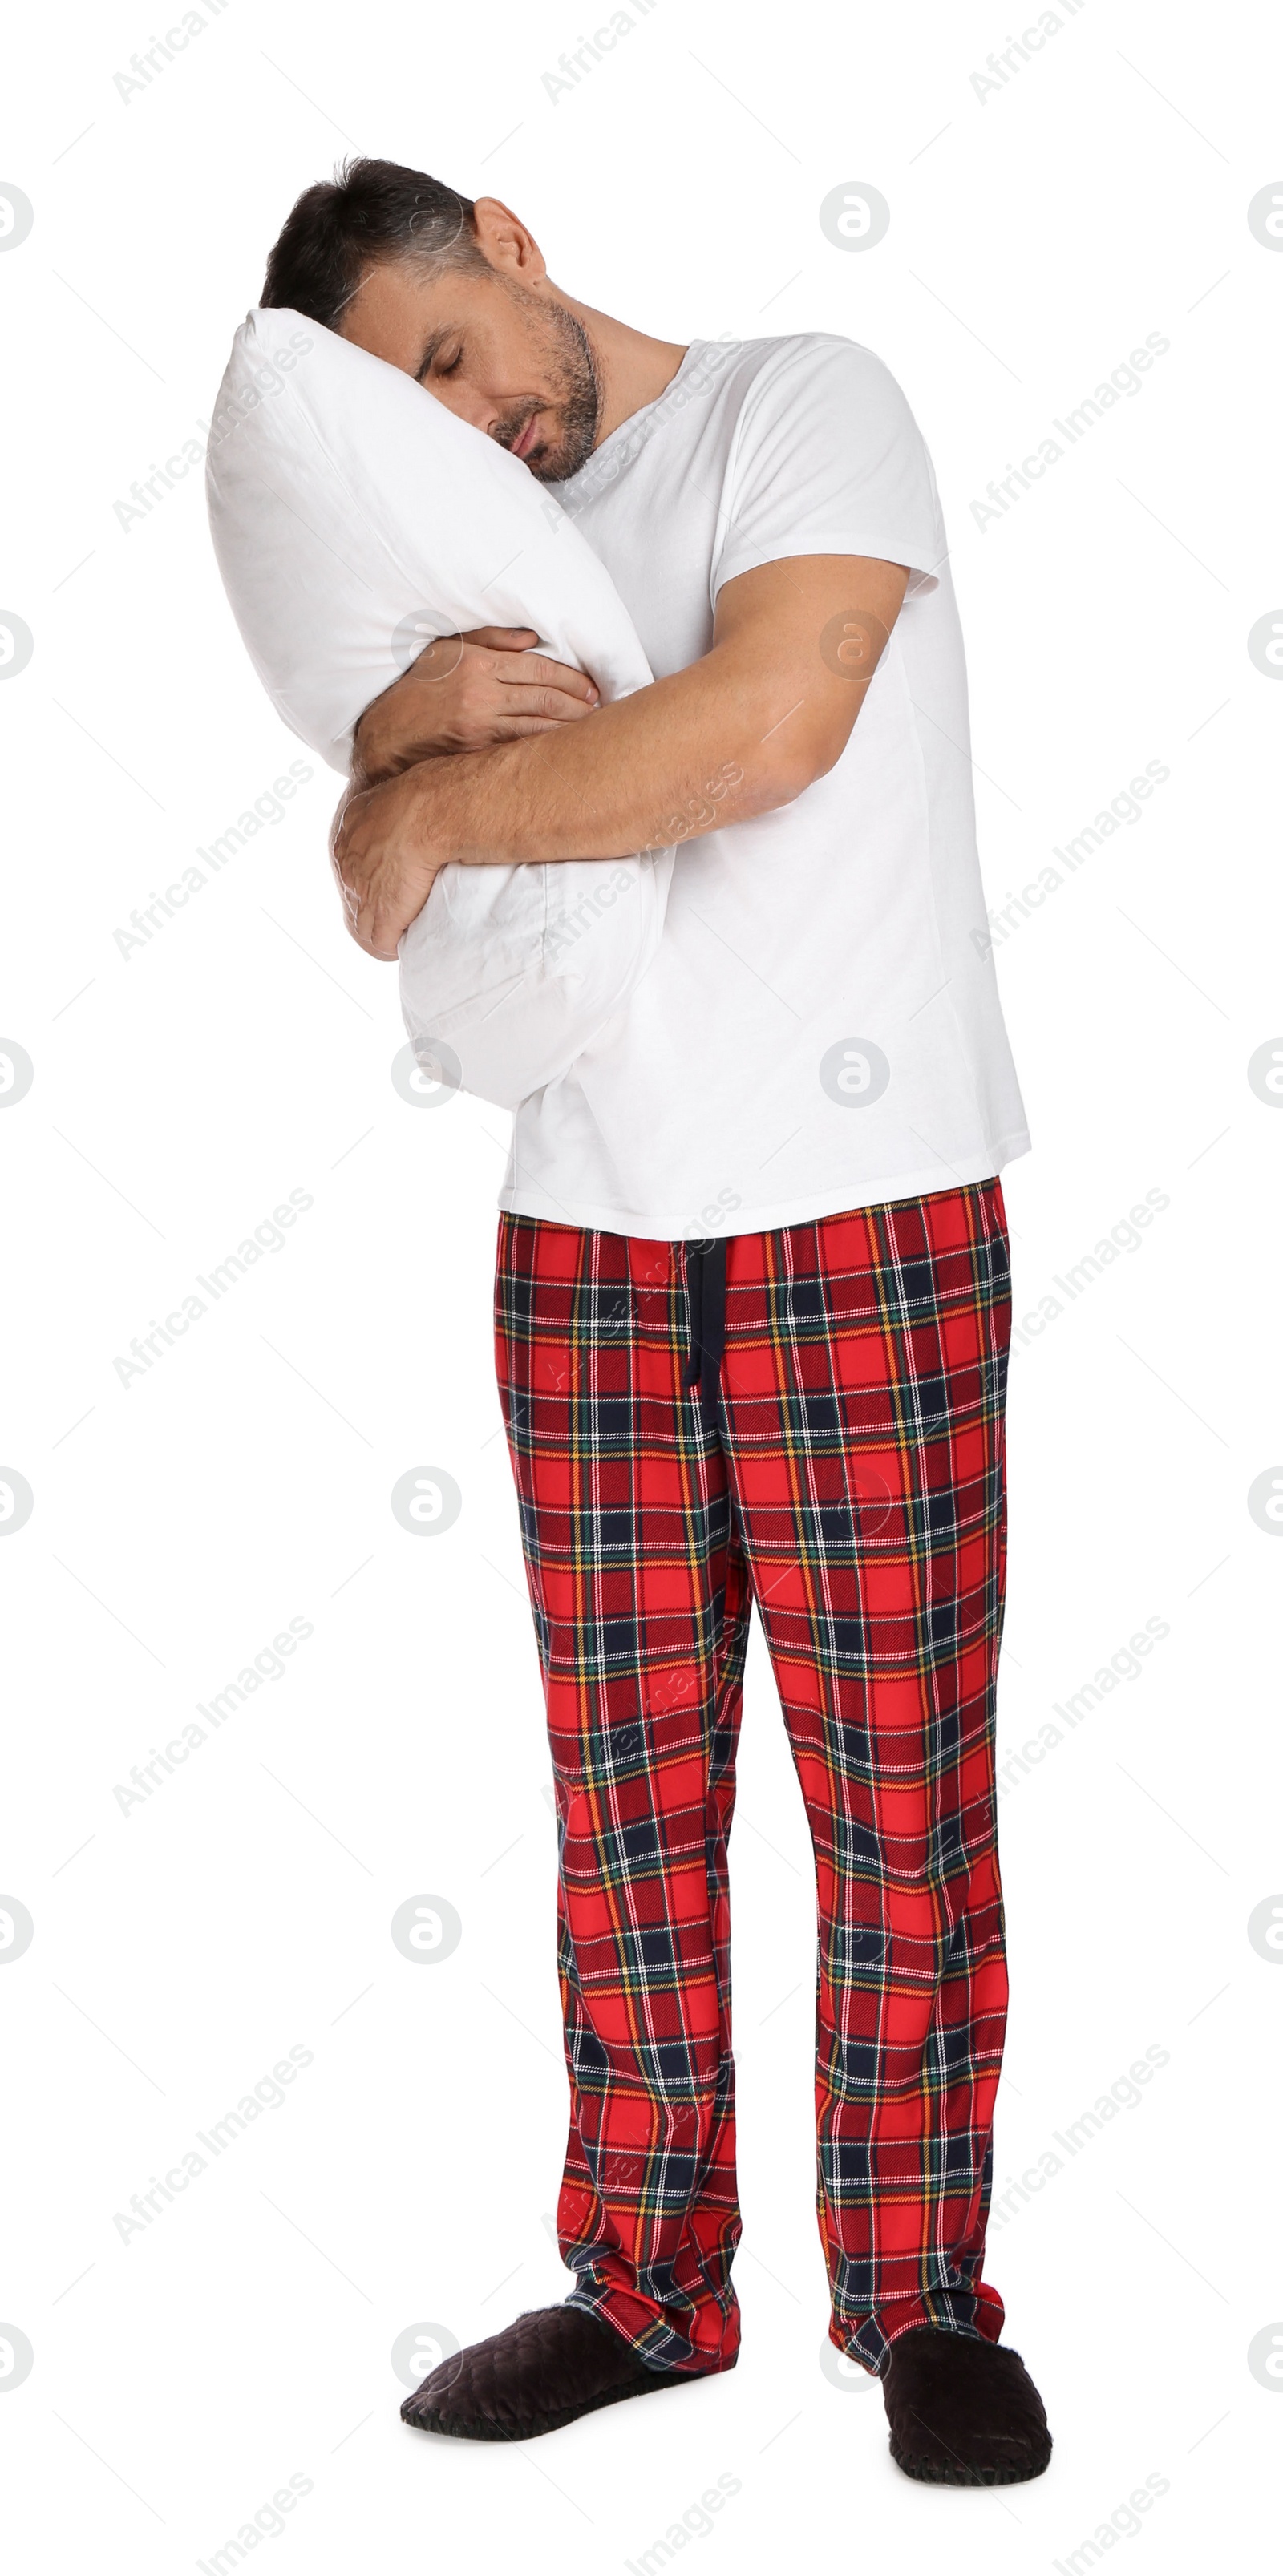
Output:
top-left (330, 558), bottom-right (909, 957)
top-left (405, 645), bottom-right (804, 868)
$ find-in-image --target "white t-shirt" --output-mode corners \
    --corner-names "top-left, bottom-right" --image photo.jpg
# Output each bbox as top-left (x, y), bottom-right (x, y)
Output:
top-left (497, 332), bottom-right (1030, 1239)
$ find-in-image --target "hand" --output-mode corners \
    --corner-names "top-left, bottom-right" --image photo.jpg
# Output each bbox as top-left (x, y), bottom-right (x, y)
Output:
top-left (352, 625), bottom-right (599, 786)
top-left (330, 766), bottom-right (449, 961)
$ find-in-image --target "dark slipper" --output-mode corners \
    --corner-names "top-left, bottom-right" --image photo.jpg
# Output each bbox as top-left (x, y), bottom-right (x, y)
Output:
top-left (401, 2303), bottom-right (688, 2441)
top-left (880, 2326), bottom-right (1053, 2486)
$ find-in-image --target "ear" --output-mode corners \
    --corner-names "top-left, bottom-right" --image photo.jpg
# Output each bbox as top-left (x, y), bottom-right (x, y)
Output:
top-left (472, 197), bottom-right (548, 285)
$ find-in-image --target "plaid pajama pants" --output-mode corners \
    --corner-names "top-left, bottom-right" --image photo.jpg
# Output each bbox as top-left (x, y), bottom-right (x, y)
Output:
top-left (494, 1179), bottom-right (1012, 2377)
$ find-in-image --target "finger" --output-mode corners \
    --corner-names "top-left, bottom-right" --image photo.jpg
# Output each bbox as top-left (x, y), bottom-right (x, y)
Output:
top-left (484, 649), bottom-right (599, 703)
top-left (460, 625), bottom-right (540, 651)
top-left (334, 863), bottom-right (362, 923)
top-left (363, 871), bottom-right (442, 960)
top-left (491, 683), bottom-right (598, 724)
top-left (472, 714), bottom-right (586, 739)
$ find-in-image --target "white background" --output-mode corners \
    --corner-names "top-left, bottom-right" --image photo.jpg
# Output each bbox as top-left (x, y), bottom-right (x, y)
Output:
top-left (1, 0), bottom-right (1280, 2567)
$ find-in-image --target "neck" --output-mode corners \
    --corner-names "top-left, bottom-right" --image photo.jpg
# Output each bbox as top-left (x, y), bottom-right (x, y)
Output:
top-left (550, 284), bottom-right (687, 445)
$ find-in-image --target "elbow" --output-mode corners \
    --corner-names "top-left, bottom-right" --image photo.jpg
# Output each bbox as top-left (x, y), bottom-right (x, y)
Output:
top-left (733, 708), bottom-right (854, 818)
top-left (736, 741), bottom-right (832, 819)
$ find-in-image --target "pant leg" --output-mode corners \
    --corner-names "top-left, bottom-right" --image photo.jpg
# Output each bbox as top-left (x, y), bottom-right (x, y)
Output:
top-left (718, 1181), bottom-right (1012, 2373)
top-left (494, 1213), bottom-right (750, 2374)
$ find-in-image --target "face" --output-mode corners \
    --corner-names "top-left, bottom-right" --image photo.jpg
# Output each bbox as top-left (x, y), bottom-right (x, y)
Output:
top-left (337, 257), bottom-right (601, 482)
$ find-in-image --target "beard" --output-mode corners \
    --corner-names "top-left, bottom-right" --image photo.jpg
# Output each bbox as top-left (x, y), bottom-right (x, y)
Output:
top-left (489, 286), bottom-right (602, 482)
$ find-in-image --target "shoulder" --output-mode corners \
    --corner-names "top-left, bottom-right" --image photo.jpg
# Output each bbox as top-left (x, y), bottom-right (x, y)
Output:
top-left (700, 335), bottom-right (927, 465)
top-left (708, 332), bottom-right (916, 409)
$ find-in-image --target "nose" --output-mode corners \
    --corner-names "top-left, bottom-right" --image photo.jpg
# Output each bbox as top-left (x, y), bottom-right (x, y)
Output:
top-left (420, 377), bottom-right (493, 435)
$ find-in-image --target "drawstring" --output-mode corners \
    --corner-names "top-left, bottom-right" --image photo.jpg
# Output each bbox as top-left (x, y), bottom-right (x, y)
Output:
top-left (682, 1237), bottom-right (727, 1426)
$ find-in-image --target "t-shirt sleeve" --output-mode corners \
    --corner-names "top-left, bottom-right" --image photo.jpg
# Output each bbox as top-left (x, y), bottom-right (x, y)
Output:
top-left (711, 336), bottom-right (945, 602)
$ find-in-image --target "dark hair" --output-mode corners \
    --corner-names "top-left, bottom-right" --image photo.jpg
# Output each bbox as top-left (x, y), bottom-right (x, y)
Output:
top-left (261, 156), bottom-right (487, 326)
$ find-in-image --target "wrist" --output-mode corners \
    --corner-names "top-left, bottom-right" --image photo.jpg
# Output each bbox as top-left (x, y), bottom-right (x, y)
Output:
top-left (430, 742), bottom-right (520, 867)
top-left (351, 717), bottom-right (411, 791)
top-left (401, 755), bottom-right (472, 871)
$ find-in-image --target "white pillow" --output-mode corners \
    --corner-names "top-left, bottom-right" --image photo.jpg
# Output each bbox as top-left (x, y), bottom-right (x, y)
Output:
top-left (205, 306), bottom-right (673, 1108)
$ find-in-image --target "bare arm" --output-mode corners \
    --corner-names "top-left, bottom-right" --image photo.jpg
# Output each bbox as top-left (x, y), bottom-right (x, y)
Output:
top-left (332, 555), bottom-right (909, 958)
top-left (349, 624), bottom-right (601, 787)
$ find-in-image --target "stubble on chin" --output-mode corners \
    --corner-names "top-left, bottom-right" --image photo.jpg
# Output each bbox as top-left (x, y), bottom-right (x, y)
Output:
top-left (508, 291), bottom-right (602, 483)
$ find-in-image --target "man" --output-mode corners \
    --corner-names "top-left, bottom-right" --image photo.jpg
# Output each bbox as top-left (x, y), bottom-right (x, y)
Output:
top-left (261, 160), bottom-right (1050, 2484)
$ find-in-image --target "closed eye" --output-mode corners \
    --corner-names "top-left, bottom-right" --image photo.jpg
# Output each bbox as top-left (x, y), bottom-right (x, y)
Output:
top-left (414, 330), bottom-right (464, 384)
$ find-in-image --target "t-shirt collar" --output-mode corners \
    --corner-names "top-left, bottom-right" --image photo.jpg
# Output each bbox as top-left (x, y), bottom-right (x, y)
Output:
top-left (552, 342), bottom-right (707, 495)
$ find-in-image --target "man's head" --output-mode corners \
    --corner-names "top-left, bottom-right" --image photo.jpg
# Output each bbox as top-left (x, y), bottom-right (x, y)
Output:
top-left (261, 157), bottom-right (601, 480)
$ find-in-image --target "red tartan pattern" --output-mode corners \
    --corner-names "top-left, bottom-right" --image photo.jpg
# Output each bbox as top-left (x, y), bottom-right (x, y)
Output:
top-left (494, 1182), bottom-right (1012, 2376)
